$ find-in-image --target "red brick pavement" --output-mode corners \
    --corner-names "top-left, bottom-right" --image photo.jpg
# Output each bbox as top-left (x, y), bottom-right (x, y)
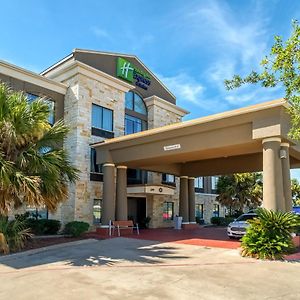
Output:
top-left (89, 226), bottom-right (241, 249)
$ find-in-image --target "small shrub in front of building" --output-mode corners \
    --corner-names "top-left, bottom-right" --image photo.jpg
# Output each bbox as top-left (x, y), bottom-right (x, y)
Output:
top-left (224, 216), bottom-right (235, 226)
top-left (27, 219), bottom-right (61, 235)
top-left (241, 208), bottom-right (300, 260)
top-left (64, 221), bottom-right (89, 237)
top-left (210, 217), bottom-right (225, 226)
top-left (211, 216), bottom-right (235, 226)
top-left (195, 217), bottom-right (205, 225)
top-left (15, 213), bottom-right (61, 235)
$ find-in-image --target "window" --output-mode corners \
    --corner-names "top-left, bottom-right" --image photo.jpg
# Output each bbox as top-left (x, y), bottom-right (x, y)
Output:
top-left (26, 206), bottom-right (48, 219)
top-left (163, 202), bottom-right (174, 221)
top-left (125, 91), bottom-right (147, 115)
top-left (125, 114), bottom-right (147, 135)
top-left (92, 104), bottom-right (113, 132)
top-left (26, 93), bottom-right (55, 125)
top-left (213, 204), bottom-right (220, 217)
top-left (93, 199), bottom-right (102, 224)
top-left (195, 177), bottom-right (204, 189)
top-left (90, 148), bottom-right (103, 173)
top-left (195, 204), bottom-right (204, 219)
top-left (211, 176), bottom-right (219, 191)
top-left (162, 174), bottom-right (175, 183)
top-left (127, 168), bottom-right (147, 185)
top-left (124, 91), bottom-right (147, 136)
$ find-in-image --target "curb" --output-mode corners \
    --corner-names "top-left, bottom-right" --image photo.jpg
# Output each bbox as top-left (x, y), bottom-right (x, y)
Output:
top-left (0, 238), bottom-right (99, 262)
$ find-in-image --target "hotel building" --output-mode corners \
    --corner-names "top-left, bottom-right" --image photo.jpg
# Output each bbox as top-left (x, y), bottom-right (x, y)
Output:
top-left (0, 49), bottom-right (225, 228)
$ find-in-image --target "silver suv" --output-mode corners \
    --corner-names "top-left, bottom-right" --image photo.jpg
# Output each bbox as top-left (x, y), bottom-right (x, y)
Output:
top-left (227, 213), bottom-right (258, 239)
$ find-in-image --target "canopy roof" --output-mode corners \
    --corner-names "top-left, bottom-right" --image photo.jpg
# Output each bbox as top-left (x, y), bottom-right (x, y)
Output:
top-left (93, 99), bottom-right (300, 176)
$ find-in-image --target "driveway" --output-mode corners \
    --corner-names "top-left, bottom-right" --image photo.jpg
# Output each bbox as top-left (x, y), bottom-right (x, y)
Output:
top-left (0, 238), bottom-right (299, 300)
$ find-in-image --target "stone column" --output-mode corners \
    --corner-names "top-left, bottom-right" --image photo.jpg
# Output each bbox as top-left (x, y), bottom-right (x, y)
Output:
top-left (179, 176), bottom-right (189, 223)
top-left (281, 143), bottom-right (292, 212)
top-left (188, 177), bottom-right (196, 223)
top-left (102, 163), bottom-right (116, 225)
top-left (262, 137), bottom-right (285, 211)
top-left (116, 166), bottom-right (128, 220)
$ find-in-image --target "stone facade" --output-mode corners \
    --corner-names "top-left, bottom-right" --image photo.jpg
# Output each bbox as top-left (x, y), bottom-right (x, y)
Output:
top-left (5, 55), bottom-right (225, 228)
top-left (50, 70), bottom-right (127, 226)
top-left (48, 68), bottom-right (225, 228)
top-left (195, 193), bottom-right (225, 224)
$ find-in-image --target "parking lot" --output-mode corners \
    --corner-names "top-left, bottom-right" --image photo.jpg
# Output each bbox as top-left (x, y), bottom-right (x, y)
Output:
top-left (0, 236), bottom-right (300, 300)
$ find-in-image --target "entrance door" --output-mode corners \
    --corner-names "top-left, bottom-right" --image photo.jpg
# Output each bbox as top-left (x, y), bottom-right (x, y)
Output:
top-left (128, 197), bottom-right (146, 226)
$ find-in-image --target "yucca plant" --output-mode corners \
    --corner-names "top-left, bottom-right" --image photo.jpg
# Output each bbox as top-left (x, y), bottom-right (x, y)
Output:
top-left (0, 216), bottom-right (32, 253)
top-left (241, 208), bottom-right (300, 260)
top-left (0, 82), bottom-right (79, 215)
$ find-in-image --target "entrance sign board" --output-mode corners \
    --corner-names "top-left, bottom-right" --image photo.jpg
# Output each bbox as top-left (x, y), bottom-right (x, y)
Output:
top-left (163, 144), bottom-right (181, 151)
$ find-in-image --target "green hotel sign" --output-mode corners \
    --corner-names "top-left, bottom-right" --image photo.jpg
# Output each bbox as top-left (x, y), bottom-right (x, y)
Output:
top-left (116, 57), bottom-right (151, 90)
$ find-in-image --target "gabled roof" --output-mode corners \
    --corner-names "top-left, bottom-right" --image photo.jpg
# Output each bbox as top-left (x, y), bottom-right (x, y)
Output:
top-left (41, 49), bottom-right (176, 104)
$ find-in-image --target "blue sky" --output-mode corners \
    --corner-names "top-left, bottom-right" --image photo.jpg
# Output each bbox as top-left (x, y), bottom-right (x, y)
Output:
top-left (1, 0), bottom-right (300, 178)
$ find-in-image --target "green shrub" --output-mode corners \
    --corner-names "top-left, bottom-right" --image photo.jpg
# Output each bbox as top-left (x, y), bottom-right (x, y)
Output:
top-left (241, 208), bottom-right (300, 260)
top-left (211, 217), bottom-right (235, 226)
top-left (140, 216), bottom-right (151, 229)
top-left (25, 219), bottom-right (61, 235)
top-left (211, 217), bottom-right (225, 225)
top-left (64, 221), bottom-right (89, 237)
top-left (196, 217), bottom-right (205, 225)
top-left (0, 216), bottom-right (32, 253)
top-left (223, 217), bottom-right (235, 226)
top-left (38, 220), bottom-right (61, 235)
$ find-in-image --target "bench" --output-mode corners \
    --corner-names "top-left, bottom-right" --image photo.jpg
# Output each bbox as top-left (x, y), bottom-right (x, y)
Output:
top-left (112, 220), bottom-right (139, 237)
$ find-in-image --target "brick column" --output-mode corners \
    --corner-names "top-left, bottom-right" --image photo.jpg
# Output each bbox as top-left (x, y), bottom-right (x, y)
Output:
top-left (262, 137), bottom-right (285, 211)
top-left (116, 166), bottom-right (128, 220)
top-left (188, 177), bottom-right (196, 223)
top-left (281, 143), bottom-right (292, 212)
top-left (179, 176), bottom-right (189, 223)
top-left (102, 163), bottom-right (116, 225)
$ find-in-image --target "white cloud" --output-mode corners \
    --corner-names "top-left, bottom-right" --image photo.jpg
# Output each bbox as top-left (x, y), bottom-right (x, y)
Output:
top-left (186, 1), bottom-right (268, 67)
top-left (159, 73), bottom-right (204, 106)
top-left (178, 1), bottom-right (283, 110)
top-left (91, 26), bottom-right (110, 38)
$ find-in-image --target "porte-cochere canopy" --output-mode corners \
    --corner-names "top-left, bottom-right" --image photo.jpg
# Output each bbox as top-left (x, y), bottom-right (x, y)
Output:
top-left (92, 99), bottom-right (300, 224)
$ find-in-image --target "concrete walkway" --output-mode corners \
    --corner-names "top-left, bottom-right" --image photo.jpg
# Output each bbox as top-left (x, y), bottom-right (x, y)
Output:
top-left (1, 237), bottom-right (300, 300)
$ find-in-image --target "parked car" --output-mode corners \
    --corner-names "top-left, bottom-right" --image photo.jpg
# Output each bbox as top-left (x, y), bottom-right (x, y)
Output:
top-left (227, 212), bottom-right (258, 239)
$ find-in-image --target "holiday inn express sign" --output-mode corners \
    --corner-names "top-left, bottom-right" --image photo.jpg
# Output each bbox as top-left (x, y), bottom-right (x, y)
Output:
top-left (116, 57), bottom-right (151, 90)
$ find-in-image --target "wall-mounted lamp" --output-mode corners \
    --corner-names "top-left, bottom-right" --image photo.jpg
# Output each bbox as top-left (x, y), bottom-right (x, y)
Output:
top-left (280, 149), bottom-right (287, 159)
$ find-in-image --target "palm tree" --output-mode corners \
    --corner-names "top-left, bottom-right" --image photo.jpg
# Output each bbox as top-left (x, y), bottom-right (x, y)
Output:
top-left (216, 173), bottom-right (262, 216)
top-left (0, 83), bottom-right (79, 215)
top-left (291, 178), bottom-right (300, 206)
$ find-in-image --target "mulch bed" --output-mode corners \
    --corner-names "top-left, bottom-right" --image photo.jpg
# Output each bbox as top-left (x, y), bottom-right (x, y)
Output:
top-left (9, 232), bottom-right (103, 254)
top-left (21, 237), bottom-right (87, 252)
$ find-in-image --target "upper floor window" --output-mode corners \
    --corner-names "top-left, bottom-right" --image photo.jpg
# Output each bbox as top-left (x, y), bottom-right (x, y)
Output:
top-left (125, 91), bottom-right (147, 135)
top-left (125, 91), bottom-right (147, 115)
top-left (162, 173), bottom-right (175, 183)
top-left (92, 104), bottom-right (113, 132)
top-left (125, 114), bottom-right (147, 135)
top-left (26, 93), bottom-right (55, 125)
top-left (90, 148), bottom-right (103, 174)
top-left (211, 176), bottom-right (219, 191)
top-left (195, 177), bottom-right (204, 189)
